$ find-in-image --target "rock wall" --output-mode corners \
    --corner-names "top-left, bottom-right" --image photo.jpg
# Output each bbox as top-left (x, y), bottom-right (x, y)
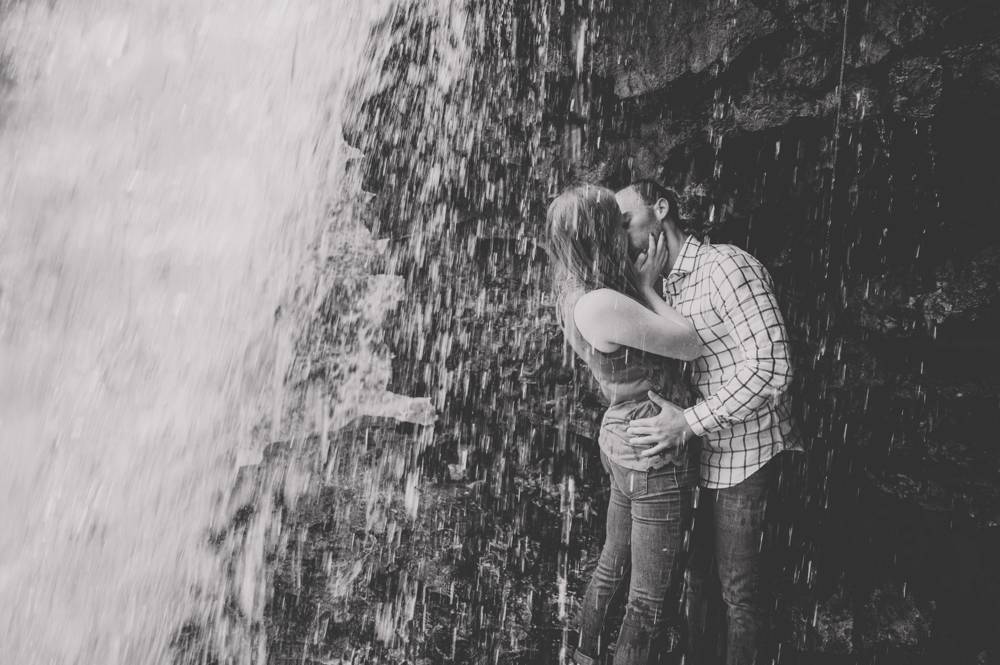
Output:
top-left (262, 1), bottom-right (1000, 663)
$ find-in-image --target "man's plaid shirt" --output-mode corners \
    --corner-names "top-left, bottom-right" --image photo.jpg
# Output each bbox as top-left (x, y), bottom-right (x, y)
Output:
top-left (663, 235), bottom-right (798, 489)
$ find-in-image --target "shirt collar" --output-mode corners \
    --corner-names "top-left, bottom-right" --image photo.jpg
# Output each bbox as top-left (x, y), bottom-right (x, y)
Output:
top-left (666, 234), bottom-right (701, 282)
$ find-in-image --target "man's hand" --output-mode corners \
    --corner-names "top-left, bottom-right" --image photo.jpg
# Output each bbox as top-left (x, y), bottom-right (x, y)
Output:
top-left (627, 391), bottom-right (696, 458)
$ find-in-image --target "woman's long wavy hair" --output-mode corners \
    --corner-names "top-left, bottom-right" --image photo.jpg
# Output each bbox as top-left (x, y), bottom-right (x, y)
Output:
top-left (545, 184), bottom-right (638, 310)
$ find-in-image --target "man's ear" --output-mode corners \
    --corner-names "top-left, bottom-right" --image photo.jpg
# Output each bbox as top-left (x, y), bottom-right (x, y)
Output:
top-left (653, 197), bottom-right (671, 221)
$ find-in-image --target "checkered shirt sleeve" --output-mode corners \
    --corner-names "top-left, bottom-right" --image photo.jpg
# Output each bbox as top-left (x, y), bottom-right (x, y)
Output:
top-left (682, 251), bottom-right (793, 437)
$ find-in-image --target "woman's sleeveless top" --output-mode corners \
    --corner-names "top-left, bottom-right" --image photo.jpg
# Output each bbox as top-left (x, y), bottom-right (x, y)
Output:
top-left (559, 288), bottom-right (695, 471)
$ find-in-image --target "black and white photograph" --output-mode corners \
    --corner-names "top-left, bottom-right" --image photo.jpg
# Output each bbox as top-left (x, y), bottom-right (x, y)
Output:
top-left (1, 1), bottom-right (999, 664)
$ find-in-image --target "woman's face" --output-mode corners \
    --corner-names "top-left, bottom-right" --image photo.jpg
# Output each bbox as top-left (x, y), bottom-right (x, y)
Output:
top-left (614, 187), bottom-right (662, 255)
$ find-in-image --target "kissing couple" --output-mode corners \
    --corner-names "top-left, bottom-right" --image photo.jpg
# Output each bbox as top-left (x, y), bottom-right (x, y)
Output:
top-left (546, 181), bottom-right (799, 665)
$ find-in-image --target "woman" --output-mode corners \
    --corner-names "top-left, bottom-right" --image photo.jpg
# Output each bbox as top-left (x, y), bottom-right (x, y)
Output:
top-left (546, 184), bottom-right (703, 665)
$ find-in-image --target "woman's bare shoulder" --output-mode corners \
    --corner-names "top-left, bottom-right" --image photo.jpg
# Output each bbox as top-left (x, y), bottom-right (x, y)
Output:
top-left (573, 289), bottom-right (636, 353)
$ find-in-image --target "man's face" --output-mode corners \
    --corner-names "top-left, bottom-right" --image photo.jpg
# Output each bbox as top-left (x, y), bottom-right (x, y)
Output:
top-left (615, 186), bottom-right (663, 254)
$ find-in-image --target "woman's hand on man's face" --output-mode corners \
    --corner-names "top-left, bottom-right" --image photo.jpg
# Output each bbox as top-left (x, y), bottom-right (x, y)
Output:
top-left (634, 232), bottom-right (668, 292)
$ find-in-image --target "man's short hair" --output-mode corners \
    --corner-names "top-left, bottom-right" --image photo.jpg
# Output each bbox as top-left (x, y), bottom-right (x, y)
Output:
top-left (629, 179), bottom-right (682, 223)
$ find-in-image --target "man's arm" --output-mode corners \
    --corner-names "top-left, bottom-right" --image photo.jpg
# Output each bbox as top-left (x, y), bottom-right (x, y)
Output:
top-left (683, 250), bottom-right (792, 437)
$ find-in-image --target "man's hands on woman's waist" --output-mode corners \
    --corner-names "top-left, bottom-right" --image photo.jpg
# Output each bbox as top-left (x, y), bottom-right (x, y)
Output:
top-left (627, 390), bottom-right (696, 458)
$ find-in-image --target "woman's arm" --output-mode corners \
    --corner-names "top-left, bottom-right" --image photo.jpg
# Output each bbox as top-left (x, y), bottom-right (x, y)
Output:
top-left (574, 289), bottom-right (703, 361)
top-left (573, 232), bottom-right (703, 361)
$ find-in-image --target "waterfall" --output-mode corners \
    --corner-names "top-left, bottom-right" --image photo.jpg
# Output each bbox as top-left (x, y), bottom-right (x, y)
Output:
top-left (0, 1), bottom-right (459, 662)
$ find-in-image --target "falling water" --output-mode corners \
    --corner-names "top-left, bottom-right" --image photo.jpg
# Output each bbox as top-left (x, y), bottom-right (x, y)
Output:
top-left (0, 1), bottom-right (462, 663)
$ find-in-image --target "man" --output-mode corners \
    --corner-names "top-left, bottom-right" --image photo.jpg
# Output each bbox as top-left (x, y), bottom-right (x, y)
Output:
top-left (615, 179), bottom-right (798, 665)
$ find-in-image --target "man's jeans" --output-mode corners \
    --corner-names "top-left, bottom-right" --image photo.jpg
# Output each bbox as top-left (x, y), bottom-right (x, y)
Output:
top-left (686, 458), bottom-right (775, 665)
top-left (573, 452), bottom-right (697, 665)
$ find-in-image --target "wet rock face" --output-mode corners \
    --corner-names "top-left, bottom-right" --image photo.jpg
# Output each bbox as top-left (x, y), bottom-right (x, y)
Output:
top-left (889, 56), bottom-right (943, 120)
top-left (947, 39), bottom-right (1000, 100)
top-left (922, 246), bottom-right (1000, 328)
top-left (598, 0), bottom-right (778, 98)
top-left (863, 0), bottom-right (939, 48)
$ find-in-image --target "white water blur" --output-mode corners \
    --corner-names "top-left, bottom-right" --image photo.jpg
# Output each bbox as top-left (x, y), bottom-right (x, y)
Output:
top-left (0, 1), bottom-right (404, 663)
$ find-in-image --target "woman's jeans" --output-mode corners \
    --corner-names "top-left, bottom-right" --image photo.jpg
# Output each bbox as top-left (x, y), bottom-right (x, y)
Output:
top-left (574, 452), bottom-right (697, 665)
top-left (685, 458), bottom-right (775, 665)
